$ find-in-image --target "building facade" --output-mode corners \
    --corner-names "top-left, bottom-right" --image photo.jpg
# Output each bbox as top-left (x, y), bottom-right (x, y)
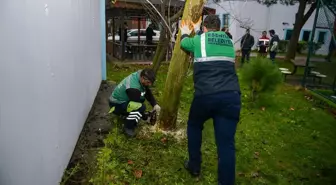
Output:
top-left (206, 0), bottom-right (335, 55)
top-left (0, 0), bottom-right (104, 184)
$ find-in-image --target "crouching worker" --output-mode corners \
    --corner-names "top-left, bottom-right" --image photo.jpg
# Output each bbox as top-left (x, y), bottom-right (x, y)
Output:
top-left (108, 68), bottom-right (161, 137)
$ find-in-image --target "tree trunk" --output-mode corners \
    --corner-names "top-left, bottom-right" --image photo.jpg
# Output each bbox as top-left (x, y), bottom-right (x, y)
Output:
top-left (152, 37), bottom-right (170, 74)
top-left (152, 29), bottom-right (168, 74)
top-left (152, 8), bottom-right (183, 74)
top-left (159, 0), bottom-right (206, 130)
top-left (285, 1), bottom-right (317, 60)
top-left (152, 1), bottom-right (167, 71)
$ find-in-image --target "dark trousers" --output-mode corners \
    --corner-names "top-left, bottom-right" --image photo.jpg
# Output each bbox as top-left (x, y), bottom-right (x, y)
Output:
top-left (269, 51), bottom-right (277, 63)
top-left (258, 46), bottom-right (268, 57)
top-left (258, 52), bottom-right (267, 58)
top-left (109, 101), bottom-right (146, 130)
top-left (187, 91), bottom-right (241, 185)
top-left (145, 40), bottom-right (154, 57)
top-left (145, 40), bottom-right (153, 45)
top-left (241, 49), bottom-right (251, 65)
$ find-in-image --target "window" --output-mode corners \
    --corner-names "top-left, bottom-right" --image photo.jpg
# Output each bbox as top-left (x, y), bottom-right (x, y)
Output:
top-left (284, 29), bottom-right (293, 40)
top-left (302, 30), bottom-right (311, 42)
top-left (129, 31), bottom-right (138, 36)
top-left (317, 31), bottom-right (327, 44)
top-left (222, 14), bottom-right (229, 28)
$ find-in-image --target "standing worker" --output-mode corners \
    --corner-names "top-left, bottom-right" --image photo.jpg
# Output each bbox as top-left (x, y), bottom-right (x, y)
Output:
top-left (240, 29), bottom-right (254, 66)
top-left (179, 15), bottom-right (241, 185)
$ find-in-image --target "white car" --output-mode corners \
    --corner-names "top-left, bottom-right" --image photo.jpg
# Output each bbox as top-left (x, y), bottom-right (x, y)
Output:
top-left (107, 29), bottom-right (160, 43)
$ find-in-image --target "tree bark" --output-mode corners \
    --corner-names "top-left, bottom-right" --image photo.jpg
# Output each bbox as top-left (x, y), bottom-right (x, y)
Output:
top-left (285, 1), bottom-right (317, 60)
top-left (170, 8), bottom-right (184, 22)
top-left (159, 0), bottom-right (206, 130)
top-left (152, 8), bottom-right (183, 74)
top-left (152, 36), bottom-right (170, 74)
top-left (152, 0), bottom-right (168, 74)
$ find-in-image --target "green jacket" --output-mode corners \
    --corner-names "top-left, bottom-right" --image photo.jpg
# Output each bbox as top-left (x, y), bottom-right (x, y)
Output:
top-left (180, 31), bottom-right (240, 96)
top-left (109, 70), bottom-right (156, 106)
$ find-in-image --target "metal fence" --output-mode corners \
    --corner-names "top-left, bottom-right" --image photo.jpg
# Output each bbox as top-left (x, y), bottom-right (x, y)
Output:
top-left (303, 0), bottom-right (336, 102)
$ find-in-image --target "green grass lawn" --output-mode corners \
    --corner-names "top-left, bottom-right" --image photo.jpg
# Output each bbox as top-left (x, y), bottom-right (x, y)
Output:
top-left (91, 62), bottom-right (336, 185)
top-left (256, 58), bottom-right (336, 86)
top-left (250, 51), bottom-right (326, 58)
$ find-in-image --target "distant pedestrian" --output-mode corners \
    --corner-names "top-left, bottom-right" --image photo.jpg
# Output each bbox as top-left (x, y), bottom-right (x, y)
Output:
top-left (240, 29), bottom-right (254, 66)
top-left (269, 29), bottom-right (280, 63)
top-left (118, 22), bottom-right (129, 54)
top-left (146, 24), bottom-right (156, 45)
top-left (257, 31), bottom-right (270, 57)
top-left (221, 27), bottom-right (233, 39)
top-left (118, 22), bottom-right (128, 42)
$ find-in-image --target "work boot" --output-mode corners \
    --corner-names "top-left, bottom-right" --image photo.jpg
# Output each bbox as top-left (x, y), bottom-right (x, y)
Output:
top-left (123, 127), bottom-right (136, 137)
top-left (184, 160), bottom-right (200, 177)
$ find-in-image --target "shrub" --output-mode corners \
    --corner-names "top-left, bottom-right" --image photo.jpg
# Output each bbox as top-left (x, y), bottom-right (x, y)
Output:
top-left (277, 40), bottom-right (321, 54)
top-left (278, 40), bottom-right (289, 53)
top-left (297, 41), bottom-right (308, 54)
top-left (241, 58), bottom-right (283, 101)
top-left (312, 42), bottom-right (322, 54)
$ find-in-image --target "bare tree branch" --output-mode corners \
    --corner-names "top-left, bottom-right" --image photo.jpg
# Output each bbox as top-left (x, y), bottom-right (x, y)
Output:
top-left (302, 2), bottom-right (317, 24)
top-left (170, 7), bottom-right (184, 22)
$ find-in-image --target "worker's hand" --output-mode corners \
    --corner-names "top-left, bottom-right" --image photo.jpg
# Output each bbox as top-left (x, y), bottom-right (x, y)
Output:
top-left (192, 17), bottom-right (202, 33)
top-left (153, 104), bottom-right (161, 113)
top-left (180, 20), bottom-right (192, 35)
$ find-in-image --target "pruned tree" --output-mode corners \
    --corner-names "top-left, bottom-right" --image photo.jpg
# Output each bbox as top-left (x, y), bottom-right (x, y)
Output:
top-left (151, 6), bottom-right (183, 75)
top-left (139, 0), bottom-right (184, 74)
top-left (257, 0), bottom-right (317, 60)
top-left (158, 0), bottom-right (206, 130)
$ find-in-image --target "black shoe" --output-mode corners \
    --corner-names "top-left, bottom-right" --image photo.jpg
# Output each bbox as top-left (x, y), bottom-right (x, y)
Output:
top-left (123, 127), bottom-right (136, 137)
top-left (184, 160), bottom-right (200, 177)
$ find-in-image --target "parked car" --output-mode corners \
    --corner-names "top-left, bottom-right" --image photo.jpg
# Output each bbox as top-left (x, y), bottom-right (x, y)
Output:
top-left (107, 29), bottom-right (160, 43)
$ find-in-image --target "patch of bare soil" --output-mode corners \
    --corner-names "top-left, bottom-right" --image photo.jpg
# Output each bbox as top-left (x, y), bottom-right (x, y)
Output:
top-left (61, 81), bottom-right (115, 185)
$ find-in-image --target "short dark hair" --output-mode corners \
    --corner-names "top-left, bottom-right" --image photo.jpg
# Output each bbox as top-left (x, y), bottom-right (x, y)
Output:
top-left (269, 29), bottom-right (275, 34)
top-left (203, 15), bottom-right (220, 31)
top-left (140, 68), bottom-right (155, 83)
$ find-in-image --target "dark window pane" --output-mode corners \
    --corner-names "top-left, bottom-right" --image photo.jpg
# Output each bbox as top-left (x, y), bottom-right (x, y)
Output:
top-left (318, 31), bottom-right (326, 43)
top-left (222, 14), bottom-right (229, 27)
top-left (302, 31), bottom-right (311, 42)
top-left (285, 30), bottom-right (293, 40)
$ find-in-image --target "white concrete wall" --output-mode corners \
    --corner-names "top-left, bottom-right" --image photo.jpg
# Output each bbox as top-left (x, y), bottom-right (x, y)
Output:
top-left (0, 0), bottom-right (102, 185)
top-left (207, 0), bottom-right (334, 55)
